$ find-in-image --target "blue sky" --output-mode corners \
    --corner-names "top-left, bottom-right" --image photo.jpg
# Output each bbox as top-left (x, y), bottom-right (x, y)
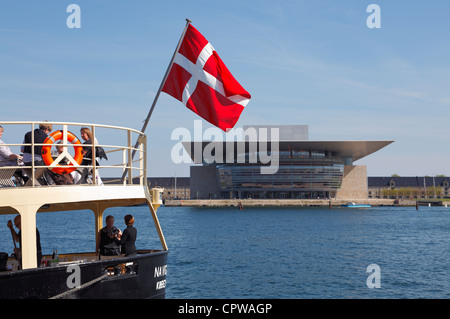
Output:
top-left (1, 1), bottom-right (450, 177)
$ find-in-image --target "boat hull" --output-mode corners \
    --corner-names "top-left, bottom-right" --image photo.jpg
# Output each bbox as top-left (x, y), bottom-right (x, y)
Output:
top-left (0, 250), bottom-right (168, 299)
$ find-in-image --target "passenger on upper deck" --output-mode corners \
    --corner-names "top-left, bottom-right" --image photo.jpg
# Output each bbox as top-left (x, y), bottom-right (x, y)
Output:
top-left (21, 123), bottom-right (55, 186)
top-left (46, 142), bottom-right (75, 185)
top-left (79, 127), bottom-right (106, 185)
top-left (0, 126), bottom-right (23, 165)
top-left (0, 125), bottom-right (27, 185)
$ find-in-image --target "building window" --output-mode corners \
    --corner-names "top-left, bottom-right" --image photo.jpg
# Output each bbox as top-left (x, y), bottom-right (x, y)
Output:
top-left (311, 151), bottom-right (325, 159)
top-left (293, 150), bottom-right (309, 158)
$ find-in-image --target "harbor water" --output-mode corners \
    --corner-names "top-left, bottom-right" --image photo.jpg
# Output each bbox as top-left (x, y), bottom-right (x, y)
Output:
top-left (0, 205), bottom-right (449, 299)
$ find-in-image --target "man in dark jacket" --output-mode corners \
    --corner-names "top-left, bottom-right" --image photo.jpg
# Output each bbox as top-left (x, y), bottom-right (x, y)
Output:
top-left (21, 123), bottom-right (55, 185)
top-left (98, 215), bottom-right (122, 256)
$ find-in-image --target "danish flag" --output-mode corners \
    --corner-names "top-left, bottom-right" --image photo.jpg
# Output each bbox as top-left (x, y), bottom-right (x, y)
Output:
top-left (162, 24), bottom-right (251, 131)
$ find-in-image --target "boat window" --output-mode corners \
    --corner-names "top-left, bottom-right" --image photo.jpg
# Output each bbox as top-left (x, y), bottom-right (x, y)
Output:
top-left (37, 210), bottom-right (94, 258)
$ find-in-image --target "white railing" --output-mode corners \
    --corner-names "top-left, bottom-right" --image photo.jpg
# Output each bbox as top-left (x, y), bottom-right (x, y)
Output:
top-left (0, 121), bottom-right (146, 187)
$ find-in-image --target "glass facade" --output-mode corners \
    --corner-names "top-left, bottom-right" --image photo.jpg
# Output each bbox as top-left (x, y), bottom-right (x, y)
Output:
top-left (215, 150), bottom-right (344, 199)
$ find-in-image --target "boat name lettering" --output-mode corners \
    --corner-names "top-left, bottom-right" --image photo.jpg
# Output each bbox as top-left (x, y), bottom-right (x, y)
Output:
top-left (155, 265), bottom-right (167, 290)
top-left (156, 279), bottom-right (166, 290)
top-left (154, 265), bottom-right (167, 278)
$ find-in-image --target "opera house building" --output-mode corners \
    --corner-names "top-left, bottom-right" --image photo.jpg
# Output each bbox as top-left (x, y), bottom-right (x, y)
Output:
top-left (182, 125), bottom-right (393, 200)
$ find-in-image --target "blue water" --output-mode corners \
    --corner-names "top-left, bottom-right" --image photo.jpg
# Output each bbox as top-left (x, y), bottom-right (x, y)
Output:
top-left (1, 205), bottom-right (449, 299)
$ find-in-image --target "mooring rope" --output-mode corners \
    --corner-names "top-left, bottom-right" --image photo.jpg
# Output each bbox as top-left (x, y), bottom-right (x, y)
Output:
top-left (49, 273), bottom-right (108, 299)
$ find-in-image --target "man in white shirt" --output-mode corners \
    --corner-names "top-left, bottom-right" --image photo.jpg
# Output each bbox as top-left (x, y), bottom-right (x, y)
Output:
top-left (0, 125), bottom-right (23, 166)
top-left (0, 125), bottom-right (27, 185)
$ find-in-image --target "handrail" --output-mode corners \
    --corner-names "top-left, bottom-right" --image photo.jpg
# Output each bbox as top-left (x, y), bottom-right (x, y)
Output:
top-left (0, 121), bottom-right (147, 187)
top-left (0, 121), bottom-right (144, 134)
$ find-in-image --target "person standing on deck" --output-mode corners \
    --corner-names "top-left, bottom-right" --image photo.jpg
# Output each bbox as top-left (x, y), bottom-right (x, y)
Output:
top-left (113, 215), bottom-right (137, 257)
top-left (97, 215), bottom-right (122, 256)
top-left (6, 215), bottom-right (42, 267)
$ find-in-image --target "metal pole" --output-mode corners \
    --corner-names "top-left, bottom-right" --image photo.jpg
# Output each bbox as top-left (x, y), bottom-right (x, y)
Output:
top-left (140, 18), bottom-right (192, 135)
top-left (121, 18), bottom-right (192, 183)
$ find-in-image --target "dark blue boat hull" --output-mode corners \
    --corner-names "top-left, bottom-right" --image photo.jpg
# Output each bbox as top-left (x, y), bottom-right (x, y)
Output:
top-left (0, 250), bottom-right (168, 299)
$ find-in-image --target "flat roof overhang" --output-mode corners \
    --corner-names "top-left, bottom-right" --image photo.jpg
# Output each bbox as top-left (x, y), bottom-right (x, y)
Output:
top-left (181, 140), bottom-right (394, 164)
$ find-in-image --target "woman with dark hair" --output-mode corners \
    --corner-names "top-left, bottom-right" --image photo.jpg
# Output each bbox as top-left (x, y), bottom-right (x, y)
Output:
top-left (114, 214), bottom-right (137, 256)
top-left (79, 127), bottom-right (107, 164)
top-left (79, 127), bottom-right (107, 185)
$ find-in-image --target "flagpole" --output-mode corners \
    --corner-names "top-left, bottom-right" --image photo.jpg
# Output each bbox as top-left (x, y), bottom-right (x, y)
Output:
top-left (122, 18), bottom-right (192, 183)
top-left (139, 18), bottom-right (192, 135)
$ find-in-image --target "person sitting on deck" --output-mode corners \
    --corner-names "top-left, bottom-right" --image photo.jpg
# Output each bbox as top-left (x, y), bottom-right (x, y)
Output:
top-left (97, 215), bottom-right (122, 256)
top-left (0, 125), bottom-right (27, 186)
top-left (77, 127), bottom-right (107, 185)
top-left (0, 126), bottom-right (23, 165)
top-left (21, 122), bottom-right (55, 186)
top-left (46, 142), bottom-right (79, 185)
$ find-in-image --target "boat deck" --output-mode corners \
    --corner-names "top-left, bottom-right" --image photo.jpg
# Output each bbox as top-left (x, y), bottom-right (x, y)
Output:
top-left (0, 121), bottom-right (167, 270)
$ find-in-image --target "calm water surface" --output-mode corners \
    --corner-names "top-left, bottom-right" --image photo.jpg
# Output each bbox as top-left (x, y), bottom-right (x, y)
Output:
top-left (1, 205), bottom-right (449, 299)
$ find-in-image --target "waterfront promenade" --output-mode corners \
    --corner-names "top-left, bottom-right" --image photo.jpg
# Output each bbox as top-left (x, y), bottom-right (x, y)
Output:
top-left (165, 198), bottom-right (403, 207)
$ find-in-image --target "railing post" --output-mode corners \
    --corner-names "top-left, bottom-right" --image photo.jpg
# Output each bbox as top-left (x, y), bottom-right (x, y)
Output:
top-left (127, 130), bottom-right (132, 185)
top-left (31, 122), bottom-right (35, 187)
top-left (122, 148), bottom-right (127, 186)
top-left (91, 125), bottom-right (97, 185)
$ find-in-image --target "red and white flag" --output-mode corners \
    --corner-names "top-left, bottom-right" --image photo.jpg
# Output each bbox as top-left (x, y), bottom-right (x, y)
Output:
top-left (162, 24), bottom-right (251, 131)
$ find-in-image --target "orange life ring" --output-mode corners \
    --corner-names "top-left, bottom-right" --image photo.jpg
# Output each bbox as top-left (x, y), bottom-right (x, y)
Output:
top-left (41, 130), bottom-right (83, 175)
